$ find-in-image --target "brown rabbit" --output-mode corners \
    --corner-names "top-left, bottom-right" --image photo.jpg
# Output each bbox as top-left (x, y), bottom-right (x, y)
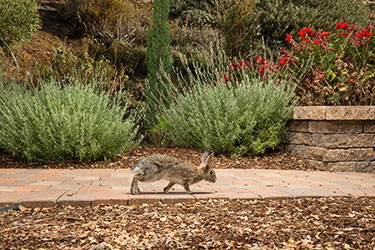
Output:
top-left (130, 151), bottom-right (216, 195)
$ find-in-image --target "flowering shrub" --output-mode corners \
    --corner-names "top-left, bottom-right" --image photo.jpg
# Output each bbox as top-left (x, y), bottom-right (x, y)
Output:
top-left (283, 22), bottom-right (375, 105)
top-left (254, 0), bottom-right (370, 49)
top-left (222, 22), bottom-right (375, 105)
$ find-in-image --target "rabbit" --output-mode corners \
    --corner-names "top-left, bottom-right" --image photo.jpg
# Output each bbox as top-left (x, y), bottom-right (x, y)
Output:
top-left (130, 151), bottom-right (216, 195)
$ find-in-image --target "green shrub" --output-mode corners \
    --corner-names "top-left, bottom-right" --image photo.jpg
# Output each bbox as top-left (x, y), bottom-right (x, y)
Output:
top-left (0, 0), bottom-right (40, 48)
top-left (148, 48), bottom-right (296, 156)
top-left (255, 0), bottom-right (370, 48)
top-left (163, 76), bottom-right (295, 156)
top-left (0, 76), bottom-right (141, 162)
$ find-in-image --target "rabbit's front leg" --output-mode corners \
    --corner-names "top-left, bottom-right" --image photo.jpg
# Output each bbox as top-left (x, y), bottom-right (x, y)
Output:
top-left (130, 177), bottom-right (140, 195)
top-left (163, 182), bottom-right (175, 194)
top-left (183, 183), bottom-right (192, 194)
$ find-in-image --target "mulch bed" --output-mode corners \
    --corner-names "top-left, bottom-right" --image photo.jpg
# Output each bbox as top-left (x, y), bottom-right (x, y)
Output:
top-left (0, 145), bottom-right (315, 171)
top-left (1, 197), bottom-right (375, 249)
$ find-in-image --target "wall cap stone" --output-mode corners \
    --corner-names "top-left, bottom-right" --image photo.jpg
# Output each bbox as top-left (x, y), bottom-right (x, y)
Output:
top-left (292, 106), bottom-right (375, 120)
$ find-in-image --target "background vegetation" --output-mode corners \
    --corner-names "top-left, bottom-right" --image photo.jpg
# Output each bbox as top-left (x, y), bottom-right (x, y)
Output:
top-left (0, 0), bottom-right (40, 48)
top-left (0, 0), bottom-right (373, 161)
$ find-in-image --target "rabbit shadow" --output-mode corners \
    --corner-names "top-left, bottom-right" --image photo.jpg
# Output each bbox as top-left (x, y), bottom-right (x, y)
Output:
top-left (128, 191), bottom-right (216, 195)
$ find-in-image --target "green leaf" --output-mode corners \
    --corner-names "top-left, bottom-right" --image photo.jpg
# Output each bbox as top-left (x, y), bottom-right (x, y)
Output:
top-left (337, 77), bottom-right (347, 83)
top-left (327, 54), bottom-right (335, 63)
top-left (329, 93), bottom-right (339, 102)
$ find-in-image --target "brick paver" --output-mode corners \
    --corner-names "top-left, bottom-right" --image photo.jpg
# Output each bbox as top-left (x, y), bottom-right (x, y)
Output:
top-left (0, 168), bottom-right (374, 208)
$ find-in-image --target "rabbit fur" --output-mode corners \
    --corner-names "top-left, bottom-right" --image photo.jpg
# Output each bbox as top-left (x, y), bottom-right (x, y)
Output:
top-left (130, 151), bottom-right (216, 195)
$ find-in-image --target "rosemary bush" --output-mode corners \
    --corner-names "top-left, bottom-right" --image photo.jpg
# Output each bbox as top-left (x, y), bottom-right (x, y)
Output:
top-left (0, 77), bottom-right (140, 162)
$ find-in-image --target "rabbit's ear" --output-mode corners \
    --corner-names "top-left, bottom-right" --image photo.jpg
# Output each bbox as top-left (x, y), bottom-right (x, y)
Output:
top-left (198, 151), bottom-right (213, 170)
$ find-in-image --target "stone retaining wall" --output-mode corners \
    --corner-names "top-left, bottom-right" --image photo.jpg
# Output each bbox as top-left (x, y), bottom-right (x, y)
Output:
top-left (280, 106), bottom-right (375, 173)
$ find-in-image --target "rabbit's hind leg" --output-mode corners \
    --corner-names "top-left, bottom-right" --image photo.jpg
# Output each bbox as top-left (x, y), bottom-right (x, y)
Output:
top-left (163, 182), bottom-right (175, 194)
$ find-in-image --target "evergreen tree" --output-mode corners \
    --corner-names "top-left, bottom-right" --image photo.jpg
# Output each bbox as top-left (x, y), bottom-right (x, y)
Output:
top-left (145, 0), bottom-right (172, 128)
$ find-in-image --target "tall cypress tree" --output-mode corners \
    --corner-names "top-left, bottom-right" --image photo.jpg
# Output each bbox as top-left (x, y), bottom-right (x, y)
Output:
top-left (145, 0), bottom-right (172, 128)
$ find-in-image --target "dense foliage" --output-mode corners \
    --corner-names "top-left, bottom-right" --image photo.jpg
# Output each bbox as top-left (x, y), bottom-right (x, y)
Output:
top-left (221, 0), bottom-right (259, 57)
top-left (170, 0), bottom-right (218, 26)
top-left (284, 23), bottom-right (375, 105)
top-left (148, 50), bottom-right (296, 155)
top-left (1, 0), bottom-right (373, 160)
top-left (163, 78), bottom-right (296, 156)
top-left (255, 0), bottom-right (370, 48)
top-left (58, 0), bottom-right (152, 76)
top-left (0, 0), bottom-right (40, 48)
top-left (239, 22), bottom-right (375, 106)
top-left (0, 77), bottom-right (140, 162)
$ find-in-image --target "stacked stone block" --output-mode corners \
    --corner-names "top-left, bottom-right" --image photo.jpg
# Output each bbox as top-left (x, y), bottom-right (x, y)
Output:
top-left (280, 106), bottom-right (375, 173)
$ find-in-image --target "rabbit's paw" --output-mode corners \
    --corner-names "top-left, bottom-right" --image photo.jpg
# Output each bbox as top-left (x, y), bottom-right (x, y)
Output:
top-left (130, 186), bottom-right (140, 195)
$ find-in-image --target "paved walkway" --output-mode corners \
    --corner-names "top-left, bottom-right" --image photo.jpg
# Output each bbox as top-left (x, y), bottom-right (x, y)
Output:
top-left (0, 168), bottom-right (374, 208)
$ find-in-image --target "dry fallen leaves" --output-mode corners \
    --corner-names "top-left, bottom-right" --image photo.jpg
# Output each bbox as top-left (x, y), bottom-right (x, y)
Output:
top-left (0, 145), bottom-right (315, 171)
top-left (1, 197), bottom-right (374, 249)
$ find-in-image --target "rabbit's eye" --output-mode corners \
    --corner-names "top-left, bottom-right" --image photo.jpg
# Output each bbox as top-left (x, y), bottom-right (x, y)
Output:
top-left (209, 171), bottom-right (213, 175)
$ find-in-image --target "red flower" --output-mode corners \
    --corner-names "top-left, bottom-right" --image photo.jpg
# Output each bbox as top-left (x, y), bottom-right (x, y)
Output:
top-left (259, 65), bottom-right (265, 73)
top-left (223, 74), bottom-right (232, 84)
top-left (223, 74), bottom-right (231, 80)
top-left (358, 29), bottom-right (372, 39)
top-left (299, 30), bottom-right (305, 39)
top-left (254, 56), bottom-right (265, 64)
top-left (340, 31), bottom-right (348, 37)
top-left (280, 58), bottom-right (286, 65)
top-left (285, 34), bottom-right (293, 42)
top-left (230, 60), bottom-right (250, 71)
top-left (319, 31), bottom-right (330, 39)
top-left (299, 28), bottom-right (315, 42)
top-left (315, 71), bottom-right (326, 80)
top-left (335, 22), bottom-right (349, 30)
top-left (347, 79), bottom-right (355, 84)
top-left (238, 60), bottom-right (250, 69)
top-left (230, 62), bottom-right (237, 70)
top-left (300, 28), bottom-right (315, 37)
top-left (313, 40), bottom-right (321, 45)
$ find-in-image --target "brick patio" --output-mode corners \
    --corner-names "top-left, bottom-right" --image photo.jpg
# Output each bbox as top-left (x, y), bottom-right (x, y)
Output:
top-left (0, 168), bottom-right (374, 208)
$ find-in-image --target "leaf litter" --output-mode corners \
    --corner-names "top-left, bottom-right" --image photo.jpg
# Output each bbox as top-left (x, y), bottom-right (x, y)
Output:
top-left (1, 197), bottom-right (374, 249)
top-left (0, 145), bottom-right (314, 171)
